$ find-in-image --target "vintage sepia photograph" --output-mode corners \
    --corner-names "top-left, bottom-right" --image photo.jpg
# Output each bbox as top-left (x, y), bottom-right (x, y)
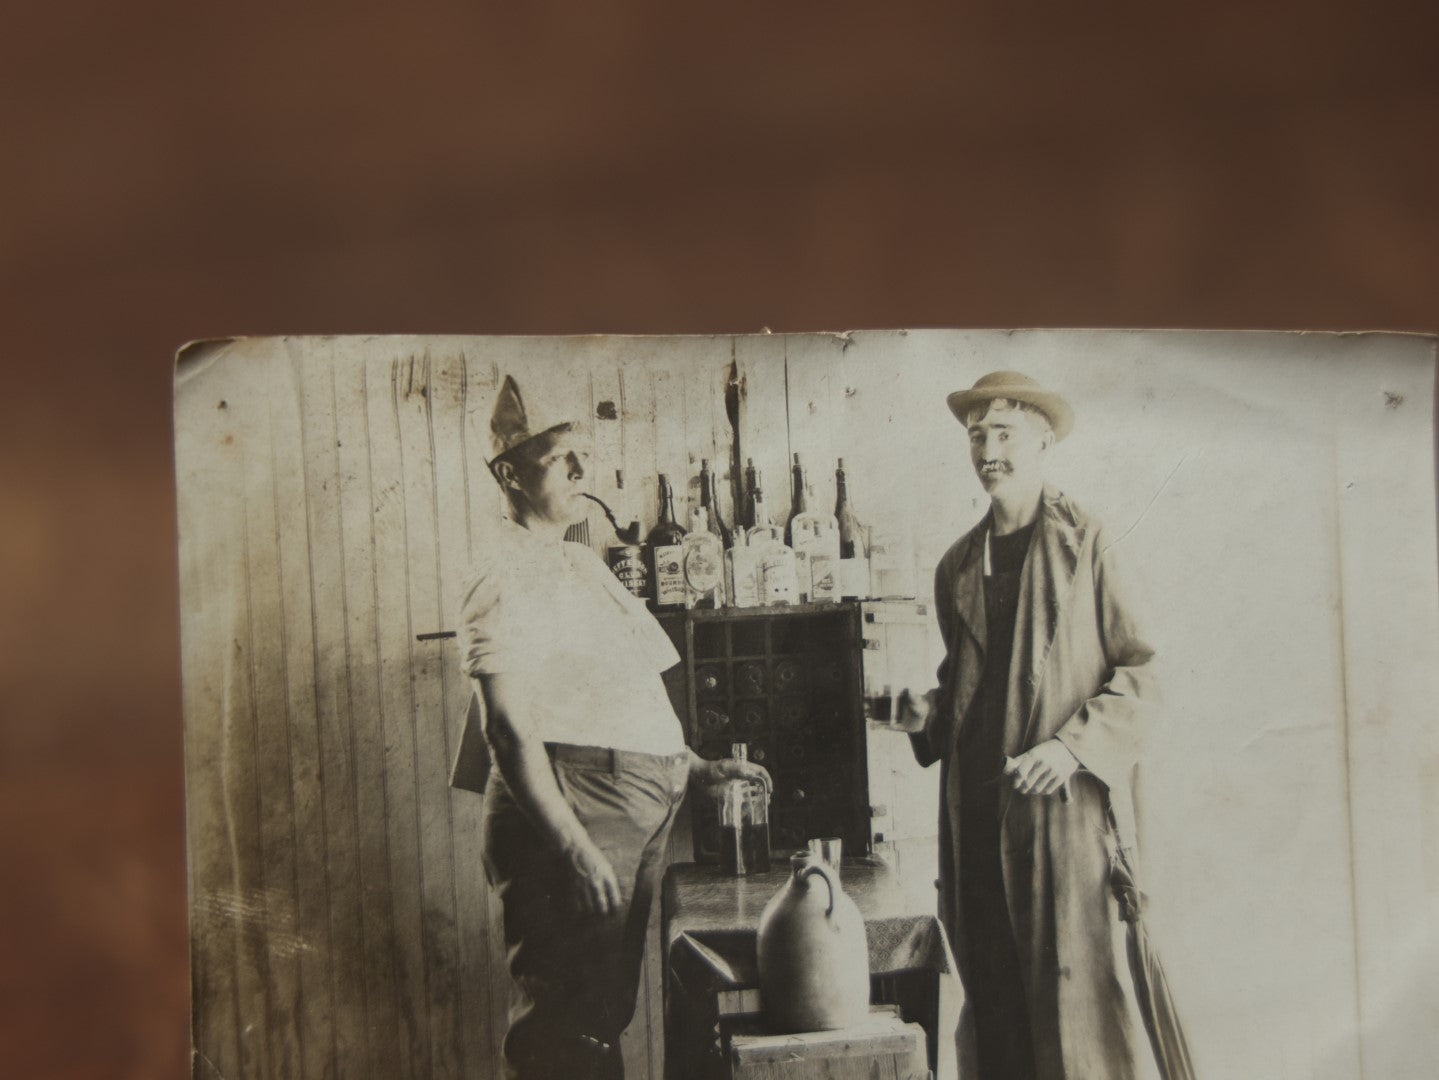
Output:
top-left (174, 330), bottom-right (1437, 1080)
top-left (12, 7), bottom-right (1439, 1079)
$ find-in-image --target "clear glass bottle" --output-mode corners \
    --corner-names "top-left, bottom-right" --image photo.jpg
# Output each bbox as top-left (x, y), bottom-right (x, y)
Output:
top-left (683, 505), bottom-right (725, 608)
top-left (724, 532), bottom-right (763, 608)
top-left (787, 453), bottom-right (841, 603)
top-left (719, 743), bottom-right (770, 876)
top-left (748, 469), bottom-right (796, 605)
top-left (759, 544), bottom-right (799, 606)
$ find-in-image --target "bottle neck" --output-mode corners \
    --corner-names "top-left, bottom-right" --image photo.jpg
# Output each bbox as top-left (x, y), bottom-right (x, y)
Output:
top-left (792, 467), bottom-right (810, 514)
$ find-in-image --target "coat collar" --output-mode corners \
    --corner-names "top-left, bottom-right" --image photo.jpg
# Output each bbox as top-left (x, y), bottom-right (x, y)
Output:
top-left (1029, 483), bottom-right (1086, 610)
top-left (950, 484), bottom-right (1086, 658)
top-left (1011, 485), bottom-right (1086, 740)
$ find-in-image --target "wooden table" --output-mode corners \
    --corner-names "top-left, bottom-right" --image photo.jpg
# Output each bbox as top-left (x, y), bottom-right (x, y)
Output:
top-left (661, 856), bottom-right (962, 1080)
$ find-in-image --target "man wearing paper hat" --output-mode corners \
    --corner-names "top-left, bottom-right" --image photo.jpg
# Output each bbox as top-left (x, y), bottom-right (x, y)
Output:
top-left (454, 374), bottom-right (769, 1080)
top-left (892, 371), bottom-right (1170, 1078)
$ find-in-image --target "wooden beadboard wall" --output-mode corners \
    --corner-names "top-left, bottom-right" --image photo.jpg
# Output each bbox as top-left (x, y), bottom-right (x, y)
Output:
top-left (174, 333), bottom-right (861, 1080)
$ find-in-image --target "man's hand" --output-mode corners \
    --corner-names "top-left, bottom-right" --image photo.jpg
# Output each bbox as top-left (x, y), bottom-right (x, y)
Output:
top-left (883, 688), bottom-right (935, 734)
top-left (1004, 739), bottom-right (1080, 798)
top-left (690, 752), bottom-right (773, 796)
top-left (563, 840), bottom-right (622, 916)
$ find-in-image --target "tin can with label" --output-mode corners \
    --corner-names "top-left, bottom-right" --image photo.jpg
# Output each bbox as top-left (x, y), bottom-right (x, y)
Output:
top-left (607, 542), bottom-right (650, 599)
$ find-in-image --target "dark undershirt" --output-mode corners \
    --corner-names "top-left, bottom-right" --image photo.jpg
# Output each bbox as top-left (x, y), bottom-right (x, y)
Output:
top-left (957, 518), bottom-right (1036, 804)
top-left (955, 517), bottom-right (1039, 1080)
top-left (988, 521), bottom-right (1035, 573)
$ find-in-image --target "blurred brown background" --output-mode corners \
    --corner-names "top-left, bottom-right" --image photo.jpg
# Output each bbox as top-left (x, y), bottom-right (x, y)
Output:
top-left (1, 5), bottom-right (1435, 1079)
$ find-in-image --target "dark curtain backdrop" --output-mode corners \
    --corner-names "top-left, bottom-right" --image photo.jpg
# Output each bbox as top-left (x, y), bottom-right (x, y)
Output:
top-left (1, 5), bottom-right (1436, 1079)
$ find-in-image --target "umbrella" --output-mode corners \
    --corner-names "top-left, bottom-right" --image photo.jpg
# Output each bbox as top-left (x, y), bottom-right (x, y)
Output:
top-left (1107, 815), bottom-right (1198, 1080)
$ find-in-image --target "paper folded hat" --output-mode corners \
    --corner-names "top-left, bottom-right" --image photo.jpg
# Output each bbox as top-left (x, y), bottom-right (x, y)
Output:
top-left (946, 370), bottom-right (1074, 441)
top-left (488, 374), bottom-right (583, 463)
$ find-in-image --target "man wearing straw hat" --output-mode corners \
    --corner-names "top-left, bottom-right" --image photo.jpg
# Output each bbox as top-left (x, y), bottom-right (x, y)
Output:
top-left (893, 371), bottom-right (1171, 1079)
top-left (453, 375), bottom-right (770, 1080)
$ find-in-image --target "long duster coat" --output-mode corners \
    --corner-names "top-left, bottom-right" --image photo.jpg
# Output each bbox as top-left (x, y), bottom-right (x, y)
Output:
top-left (912, 485), bottom-right (1161, 1080)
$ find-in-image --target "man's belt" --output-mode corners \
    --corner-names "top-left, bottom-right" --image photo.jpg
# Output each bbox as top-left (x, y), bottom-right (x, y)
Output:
top-left (546, 742), bottom-right (689, 773)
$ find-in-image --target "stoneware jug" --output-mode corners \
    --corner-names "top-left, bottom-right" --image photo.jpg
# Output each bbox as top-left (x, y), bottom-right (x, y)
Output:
top-left (755, 852), bottom-right (871, 1032)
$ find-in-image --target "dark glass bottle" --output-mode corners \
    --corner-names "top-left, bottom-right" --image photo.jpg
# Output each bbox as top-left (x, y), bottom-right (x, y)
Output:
top-left (785, 452), bottom-right (807, 546)
top-left (699, 458), bottom-right (733, 549)
top-left (647, 474), bottom-right (688, 609)
top-left (834, 458), bottom-right (869, 600)
top-left (742, 457), bottom-right (758, 531)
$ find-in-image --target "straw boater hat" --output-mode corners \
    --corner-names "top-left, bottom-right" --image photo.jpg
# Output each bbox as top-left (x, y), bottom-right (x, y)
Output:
top-left (946, 370), bottom-right (1074, 442)
top-left (488, 374), bottom-right (583, 464)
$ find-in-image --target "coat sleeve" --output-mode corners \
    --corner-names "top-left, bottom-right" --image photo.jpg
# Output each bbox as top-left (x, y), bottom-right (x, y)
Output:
top-left (1053, 527), bottom-right (1158, 791)
top-left (910, 554), bottom-right (957, 768)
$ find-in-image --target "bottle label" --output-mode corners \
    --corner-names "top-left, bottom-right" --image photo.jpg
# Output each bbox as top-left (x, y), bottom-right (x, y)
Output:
top-left (760, 549), bottom-right (798, 605)
top-left (808, 553), bottom-right (838, 602)
top-left (726, 548), bottom-right (762, 607)
top-left (653, 543), bottom-right (686, 606)
top-left (683, 535), bottom-right (724, 604)
top-left (608, 545), bottom-right (649, 598)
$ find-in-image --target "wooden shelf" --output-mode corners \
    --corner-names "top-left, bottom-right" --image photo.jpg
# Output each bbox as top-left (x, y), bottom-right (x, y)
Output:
top-left (657, 604), bottom-right (872, 863)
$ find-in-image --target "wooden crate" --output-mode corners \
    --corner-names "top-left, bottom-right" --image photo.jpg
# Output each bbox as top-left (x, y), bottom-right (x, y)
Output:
top-left (658, 603), bottom-right (872, 861)
top-left (727, 1014), bottom-right (929, 1080)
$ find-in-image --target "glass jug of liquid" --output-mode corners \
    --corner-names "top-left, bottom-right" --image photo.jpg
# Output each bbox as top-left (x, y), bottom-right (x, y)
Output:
top-left (719, 743), bottom-right (771, 875)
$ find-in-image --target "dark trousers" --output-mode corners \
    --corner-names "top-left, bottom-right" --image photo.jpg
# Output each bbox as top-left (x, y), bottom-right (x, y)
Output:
top-left (481, 744), bottom-right (688, 1080)
top-left (957, 714), bottom-right (1038, 1080)
top-left (958, 796), bottom-right (1039, 1080)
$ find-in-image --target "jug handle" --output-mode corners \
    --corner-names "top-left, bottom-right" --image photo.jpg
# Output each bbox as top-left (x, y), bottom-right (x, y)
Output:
top-left (798, 862), bottom-right (837, 917)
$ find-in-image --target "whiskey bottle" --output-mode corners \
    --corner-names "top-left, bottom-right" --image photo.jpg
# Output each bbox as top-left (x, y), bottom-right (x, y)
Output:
top-left (647, 474), bottom-right (688, 609)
